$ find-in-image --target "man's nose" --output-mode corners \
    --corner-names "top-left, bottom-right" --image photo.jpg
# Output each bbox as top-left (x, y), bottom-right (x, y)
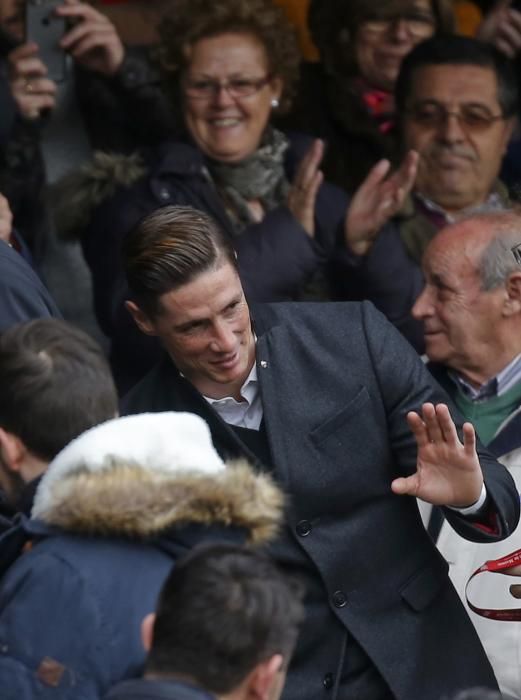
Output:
top-left (437, 112), bottom-right (466, 143)
top-left (210, 321), bottom-right (236, 352)
top-left (411, 285), bottom-right (433, 320)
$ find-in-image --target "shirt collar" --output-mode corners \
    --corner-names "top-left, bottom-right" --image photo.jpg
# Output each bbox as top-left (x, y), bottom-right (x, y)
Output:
top-left (449, 353), bottom-right (521, 401)
top-left (414, 190), bottom-right (505, 226)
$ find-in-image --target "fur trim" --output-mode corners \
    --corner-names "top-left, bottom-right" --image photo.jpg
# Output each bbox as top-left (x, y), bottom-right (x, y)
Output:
top-left (33, 413), bottom-right (226, 516)
top-left (51, 150), bottom-right (146, 241)
top-left (34, 460), bottom-right (283, 544)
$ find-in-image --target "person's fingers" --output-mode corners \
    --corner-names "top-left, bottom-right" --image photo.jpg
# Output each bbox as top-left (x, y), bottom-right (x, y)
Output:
top-left (23, 94), bottom-right (56, 114)
top-left (8, 42), bottom-right (41, 61)
top-left (495, 21), bottom-right (521, 52)
top-left (304, 170), bottom-right (323, 212)
top-left (356, 159), bottom-right (392, 199)
top-left (16, 77), bottom-right (57, 96)
top-left (421, 402), bottom-right (444, 444)
top-left (60, 21), bottom-right (113, 50)
top-left (435, 403), bottom-right (459, 445)
top-left (507, 6), bottom-right (521, 30)
top-left (406, 410), bottom-right (430, 448)
top-left (293, 139), bottom-right (323, 189)
top-left (462, 422), bottom-right (477, 458)
top-left (56, 1), bottom-right (107, 22)
top-left (64, 29), bottom-right (117, 59)
top-left (495, 37), bottom-right (517, 58)
top-left (391, 473), bottom-right (419, 497)
top-left (387, 150), bottom-right (418, 194)
top-left (9, 55), bottom-right (48, 79)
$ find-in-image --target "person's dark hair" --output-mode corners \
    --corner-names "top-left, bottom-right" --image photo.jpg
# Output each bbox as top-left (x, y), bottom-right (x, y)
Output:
top-left (308, 0), bottom-right (454, 76)
top-left (124, 205), bottom-right (238, 319)
top-left (146, 543), bottom-right (304, 693)
top-left (0, 319), bottom-right (117, 462)
top-left (396, 35), bottom-right (519, 117)
top-left (157, 0), bottom-right (300, 114)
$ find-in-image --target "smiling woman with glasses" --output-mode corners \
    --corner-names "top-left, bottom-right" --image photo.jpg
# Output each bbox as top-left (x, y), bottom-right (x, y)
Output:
top-left (280, 0), bottom-right (454, 193)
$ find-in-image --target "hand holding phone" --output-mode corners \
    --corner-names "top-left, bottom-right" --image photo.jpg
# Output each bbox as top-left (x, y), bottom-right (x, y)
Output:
top-left (7, 41), bottom-right (57, 120)
top-left (55, 0), bottom-right (124, 77)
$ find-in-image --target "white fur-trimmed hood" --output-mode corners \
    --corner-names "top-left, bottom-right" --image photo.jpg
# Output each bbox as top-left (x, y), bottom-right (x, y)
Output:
top-left (32, 413), bottom-right (283, 544)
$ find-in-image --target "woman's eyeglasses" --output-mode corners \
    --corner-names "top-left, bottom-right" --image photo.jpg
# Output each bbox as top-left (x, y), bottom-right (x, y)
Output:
top-left (184, 75), bottom-right (272, 100)
top-left (362, 12), bottom-right (436, 38)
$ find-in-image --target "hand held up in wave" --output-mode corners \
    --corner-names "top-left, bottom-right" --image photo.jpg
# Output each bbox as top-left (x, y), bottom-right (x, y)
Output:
top-left (391, 402), bottom-right (483, 507)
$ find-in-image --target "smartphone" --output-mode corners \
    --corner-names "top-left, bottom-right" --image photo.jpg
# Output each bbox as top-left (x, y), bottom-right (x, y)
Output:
top-left (25, 0), bottom-right (67, 82)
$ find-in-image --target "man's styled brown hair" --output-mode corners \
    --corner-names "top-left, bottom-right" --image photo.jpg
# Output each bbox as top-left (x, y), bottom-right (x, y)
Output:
top-left (0, 319), bottom-right (117, 461)
top-left (123, 205), bottom-right (238, 319)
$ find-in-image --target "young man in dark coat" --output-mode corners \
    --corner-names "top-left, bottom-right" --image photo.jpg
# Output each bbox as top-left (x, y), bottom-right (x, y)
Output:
top-left (121, 205), bottom-right (520, 700)
top-left (106, 543), bottom-right (304, 700)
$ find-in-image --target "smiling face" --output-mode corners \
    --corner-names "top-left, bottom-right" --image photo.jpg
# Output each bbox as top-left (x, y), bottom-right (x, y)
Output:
top-left (182, 32), bottom-right (283, 163)
top-left (403, 64), bottom-right (514, 213)
top-left (412, 221), bottom-right (507, 382)
top-left (129, 261), bottom-right (256, 400)
top-left (354, 0), bottom-right (435, 91)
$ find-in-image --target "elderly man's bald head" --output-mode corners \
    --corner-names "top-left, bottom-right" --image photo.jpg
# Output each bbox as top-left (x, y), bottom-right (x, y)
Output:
top-left (412, 210), bottom-right (521, 385)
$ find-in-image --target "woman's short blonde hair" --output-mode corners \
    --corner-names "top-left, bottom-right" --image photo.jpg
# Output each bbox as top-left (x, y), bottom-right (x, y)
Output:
top-left (158, 0), bottom-right (300, 114)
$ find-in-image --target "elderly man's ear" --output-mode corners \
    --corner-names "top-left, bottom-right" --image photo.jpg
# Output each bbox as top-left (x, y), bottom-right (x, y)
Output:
top-left (503, 271), bottom-right (521, 316)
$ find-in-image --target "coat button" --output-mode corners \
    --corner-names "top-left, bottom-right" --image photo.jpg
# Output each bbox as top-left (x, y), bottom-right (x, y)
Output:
top-left (296, 520), bottom-right (312, 537)
top-left (158, 187), bottom-right (170, 201)
top-left (332, 590), bottom-right (347, 608)
top-left (323, 673), bottom-right (334, 690)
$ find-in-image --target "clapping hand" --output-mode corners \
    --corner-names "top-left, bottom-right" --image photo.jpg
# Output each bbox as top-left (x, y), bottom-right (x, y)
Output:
top-left (345, 150), bottom-right (418, 256)
top-left (287, 139), bottom-right (324, 239)
top-left (477, 0), bottom-right (521, 59)
top-left (391, 403), bottom-right (484, 508)
top-left (0, 194), bottom-right (13, 244)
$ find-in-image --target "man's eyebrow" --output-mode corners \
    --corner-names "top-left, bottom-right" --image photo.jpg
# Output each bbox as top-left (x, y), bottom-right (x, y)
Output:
top-left (430, 272), bottom-right (452, 289)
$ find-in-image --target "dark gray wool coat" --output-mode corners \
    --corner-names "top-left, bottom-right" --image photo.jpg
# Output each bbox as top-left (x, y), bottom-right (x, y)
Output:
top-left (123, 301), bottom-right (520, 700)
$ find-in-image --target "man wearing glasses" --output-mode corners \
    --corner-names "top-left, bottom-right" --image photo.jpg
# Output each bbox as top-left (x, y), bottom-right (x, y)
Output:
top-left (330, 34), bottom-right (517, 352)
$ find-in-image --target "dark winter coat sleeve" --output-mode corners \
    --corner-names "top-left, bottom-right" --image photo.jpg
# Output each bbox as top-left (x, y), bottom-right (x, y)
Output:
top-left (0, 241), bottom-right (61, 330)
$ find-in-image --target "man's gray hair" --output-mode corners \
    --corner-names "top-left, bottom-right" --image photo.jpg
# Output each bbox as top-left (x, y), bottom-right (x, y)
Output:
top-left (476, 213), bottom-right (521, 291)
